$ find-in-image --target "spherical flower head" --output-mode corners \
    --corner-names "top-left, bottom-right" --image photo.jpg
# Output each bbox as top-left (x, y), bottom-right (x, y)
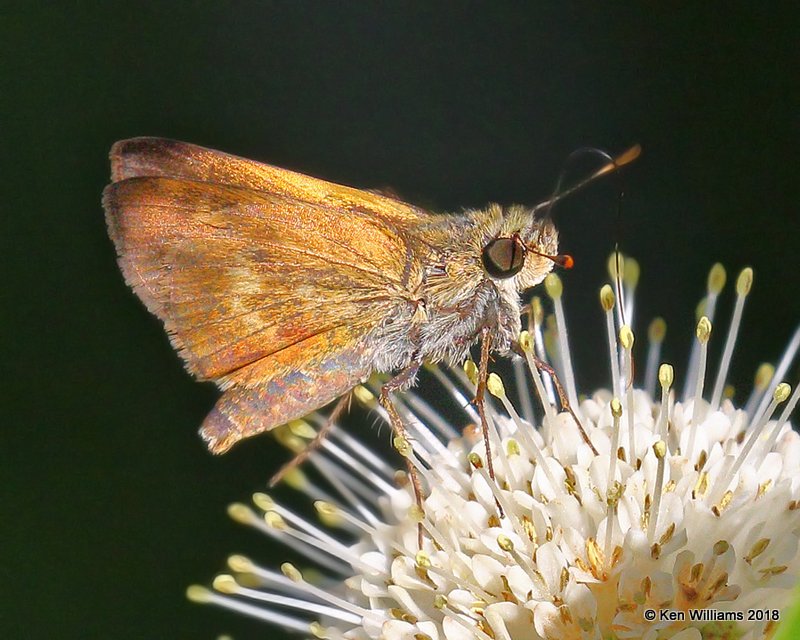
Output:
top-left (189, 261), bottom-right (800, 640)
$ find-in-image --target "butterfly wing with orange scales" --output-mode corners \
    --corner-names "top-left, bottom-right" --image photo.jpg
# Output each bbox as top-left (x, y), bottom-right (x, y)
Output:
top-left (104, 138), bottom-right (435, 453)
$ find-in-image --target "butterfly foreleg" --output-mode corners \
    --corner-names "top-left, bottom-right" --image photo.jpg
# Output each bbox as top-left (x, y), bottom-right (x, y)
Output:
top-left (268, 392), bottom-right (353, 487)
top-left (379, 359), bottom-right (425, 548)
top-left (511, 343), bottom-right (598, 455)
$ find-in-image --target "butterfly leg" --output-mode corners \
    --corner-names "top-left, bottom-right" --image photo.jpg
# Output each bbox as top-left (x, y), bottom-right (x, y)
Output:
top-left (268, 392), bottom-right (352, 487)
top-left (522, 349), bottom-right (598, 455)
top-left (473, 329), bottom-right (498, 482)
top-left (472, 328), bottom-right (505, 518)
top-left (379, 361), bottom-right (425, 548)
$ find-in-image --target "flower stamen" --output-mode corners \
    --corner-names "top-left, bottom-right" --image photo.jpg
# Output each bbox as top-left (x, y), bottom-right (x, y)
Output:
top-left (193, 261), bottom-right (800, 640)
top-left (709, 267), bottom-right (752, 411)
top-left (644, 316), bottom-right (667, 397)
top-left (545, 273), bottom-right (579, 410)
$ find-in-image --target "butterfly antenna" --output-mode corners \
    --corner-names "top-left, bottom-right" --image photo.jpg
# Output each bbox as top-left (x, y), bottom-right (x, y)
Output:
top-left (532, 144), bottom-right (641, 218)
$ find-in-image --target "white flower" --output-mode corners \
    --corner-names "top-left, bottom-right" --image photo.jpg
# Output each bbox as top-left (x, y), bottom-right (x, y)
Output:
top-left (188, 261), bottom-right (800, 640)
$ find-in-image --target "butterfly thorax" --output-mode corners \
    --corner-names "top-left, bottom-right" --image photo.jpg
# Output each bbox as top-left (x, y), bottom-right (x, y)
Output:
top-left (367, 204), bottom-right (556, 373)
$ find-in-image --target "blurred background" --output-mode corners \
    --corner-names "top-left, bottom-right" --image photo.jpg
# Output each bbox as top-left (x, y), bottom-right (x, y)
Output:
top-left (3, 4), bottom-right (798, 638)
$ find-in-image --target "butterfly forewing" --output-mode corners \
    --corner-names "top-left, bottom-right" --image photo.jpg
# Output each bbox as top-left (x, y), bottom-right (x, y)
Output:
top-left (110, 137), bottom-right (432, 225)
top-left (104, 139), bottom-right (434, 452)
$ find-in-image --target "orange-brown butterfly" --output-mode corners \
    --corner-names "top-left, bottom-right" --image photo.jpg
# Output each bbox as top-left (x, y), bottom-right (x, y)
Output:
top-left (104, 138), bottom-right (638, 487)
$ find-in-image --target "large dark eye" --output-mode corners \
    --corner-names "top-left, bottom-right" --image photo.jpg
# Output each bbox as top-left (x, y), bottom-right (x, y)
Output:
top-left (481, 236), bottom-right (525, 279)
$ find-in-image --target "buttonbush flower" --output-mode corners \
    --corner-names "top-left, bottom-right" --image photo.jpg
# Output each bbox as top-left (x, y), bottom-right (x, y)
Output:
top-left (189, 261), bottom-right (800, 640)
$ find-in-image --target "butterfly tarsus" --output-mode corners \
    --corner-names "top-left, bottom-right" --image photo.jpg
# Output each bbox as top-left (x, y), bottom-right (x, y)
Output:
top-left (472, 329), bottom-right (505, 518)
top-left (268, 393), bottom-right (352, 487)
top-left (379, 360), bottom-right (425, 549)
top-left (528, 352), bottom-right (599, 455)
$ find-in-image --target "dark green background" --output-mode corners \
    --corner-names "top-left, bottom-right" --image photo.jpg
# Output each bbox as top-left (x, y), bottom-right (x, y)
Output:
top-left (3, 4), bottom-right (799, 639)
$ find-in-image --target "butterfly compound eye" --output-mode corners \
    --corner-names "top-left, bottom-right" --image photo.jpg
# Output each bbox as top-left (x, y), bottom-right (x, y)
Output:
top-left (481, 236), bottom-right (526, 279)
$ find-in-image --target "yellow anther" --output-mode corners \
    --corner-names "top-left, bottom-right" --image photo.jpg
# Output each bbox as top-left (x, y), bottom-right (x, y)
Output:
top-left (518, 330), bottom-right (534, 353)
top-left (314, 501), bottom-right (343, 527)
top-left (723, 384), bottom-right (735, 400)
top-left (273, 427), bottom-right (305, 453)
top-left (586, 537), bottom-right (604, 569)
top-left (409, 504), bottom-right (425, 522)
top-left (212, 574), bottom-right (239, 594)
top-left (610, 397), bottom-right (623, 419)
top-left (464, 360), bottom-right (479, 385)
top-left (648, 317), bottom-right (666, 343)
top-left (227, 554), bottom-right (255, 574)
top-left (506, 439), bottom-right (521, 456)
top-left (468, 452), bottom-right (483, 469)
top-left (252, 492), bottom-right (274, 511)
top-left (393, 436), bottom-right (412, 457)
top-left (314, 500), bottom-right (337, 516)
top-left (774, 383), bottom-right (791, 403)
top-left (353, 385), bottom-right (375, 404)
top-left (695, 297), bottom-right (707, 322)
top-left (487, 372), bottom-right (506, 398)
top-left (264, 511), bottom-right (287, 530)
top-left (227, 503), bottom-right (256, 525)
top-left (658, 363), bottom-right (674, 390)
top-left (624, 257), bottom-right (640, 288)
top-left (746, 538), bottom-right (770, 562)
top-left (736, 267), bottom-right (754, 296)
top-left (600, 284), bottom-right (615, 311)
top-left (713, 540), bottom-right (730, 556)
top-left (659, 522), bottom-right (676, 545)
top-left (653, 440), bottom-right (667, 459)
top-left (694, 472), bottom-right (709, 496)
top-left (288, 419), bottom-right (316, 439)
top-left (754, 363), bottom-right (775, 390)
top-left (545, 273), bottom-right (563, 299)
top-left (497, 534), bottom-right (515, 552)
top-left (708, 263), bottom-right (727, 294)
top-left (281, 562), bottom-right (303, 582)
top-left (607, 480), bottom-right (625, 506)
top-left (434, 594), bottom-right (448, 609)
top-left (718, 490), bottom-right (734, 511)
top-left (283, 468), bottom-right (307, 491)
top-left (415, 551), bottom-right (431, 568)
top-left (185, 585), bottom-right (212, 603)
top-left (759, 565), bottom-right (787, 577)
top-left (619, 325), bottom-right (635, 350)
top-left (696, 316), bottom-right (712, 343)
